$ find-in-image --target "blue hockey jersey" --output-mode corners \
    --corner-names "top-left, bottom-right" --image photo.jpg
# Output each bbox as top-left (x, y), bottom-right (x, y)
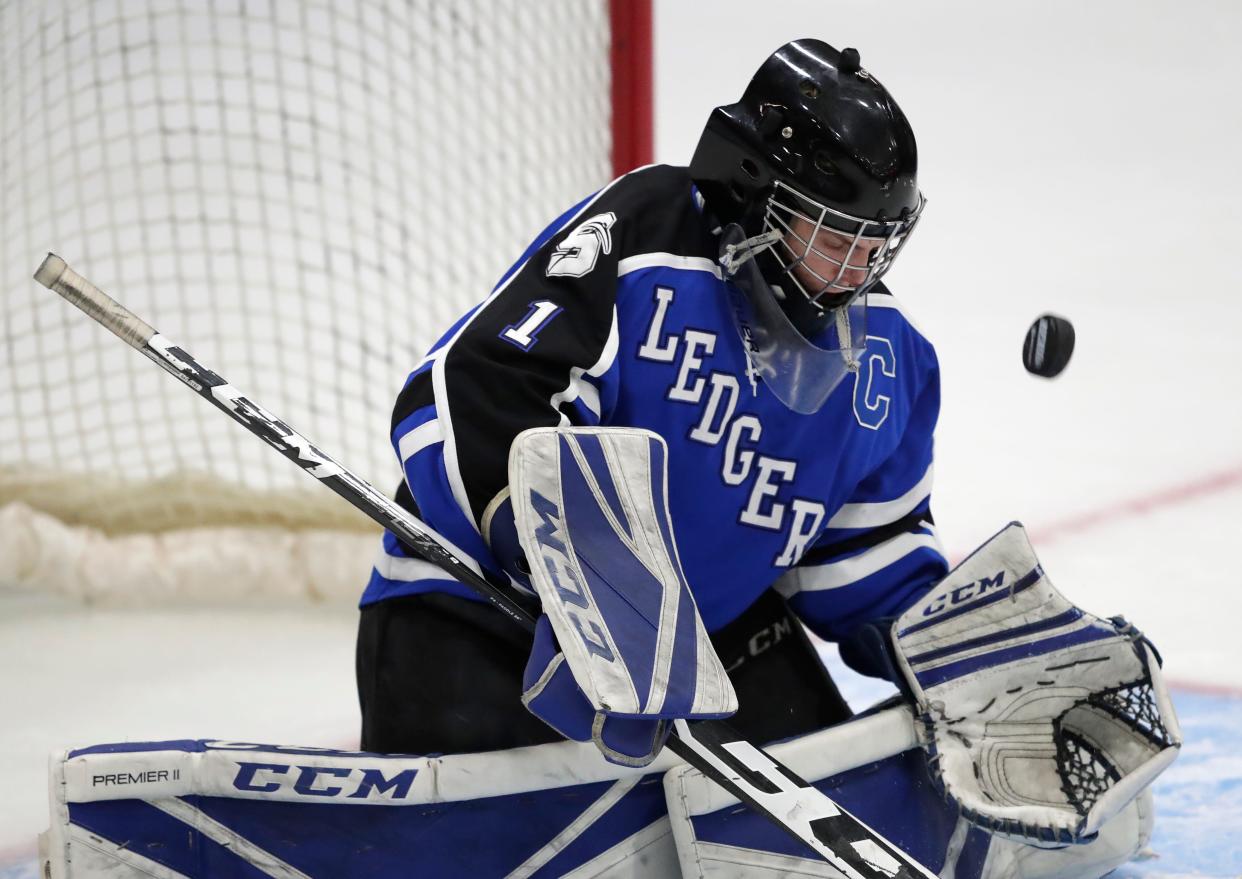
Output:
top-left (361, 165), bottom-right (947, 643)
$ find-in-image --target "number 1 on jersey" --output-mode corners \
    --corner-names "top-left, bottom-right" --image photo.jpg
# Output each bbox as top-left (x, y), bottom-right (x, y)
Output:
top-left (501, 300), bottom-right (563, 351)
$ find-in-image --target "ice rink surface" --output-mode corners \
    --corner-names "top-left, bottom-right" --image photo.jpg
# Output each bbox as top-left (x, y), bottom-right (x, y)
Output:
top-left (2, 0), bottom-right (1239, 875)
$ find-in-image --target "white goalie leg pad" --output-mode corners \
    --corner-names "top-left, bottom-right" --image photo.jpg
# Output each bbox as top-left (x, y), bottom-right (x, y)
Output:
top-left (978, 788), bottom-right (1154, 879)
top-left (42, 737), bottom-right (685, 878)
top-left (664, 705), bottom-right (1154, 879)
top-left (890, 522), bottom-right (1181, 845)
top-left (510, 427), bottom-right (736, 764)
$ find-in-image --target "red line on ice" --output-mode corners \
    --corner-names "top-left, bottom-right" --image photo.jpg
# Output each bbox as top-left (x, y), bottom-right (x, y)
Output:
top-left (946, 463), bottom-right (1242, 696)
top-left (1026, 464), bottom-right (1242, 547)
top-left (948, 464), bottom-right (1242, 562)
top-left (1168, 678), bottom-right (1242, 698)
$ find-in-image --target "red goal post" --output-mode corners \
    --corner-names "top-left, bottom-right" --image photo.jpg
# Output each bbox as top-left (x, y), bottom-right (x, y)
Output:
top-left (0, 0), bottom-right (652, 601)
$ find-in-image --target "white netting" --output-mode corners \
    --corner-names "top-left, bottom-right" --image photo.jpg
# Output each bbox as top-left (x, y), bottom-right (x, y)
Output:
top-left (0, 0), bottom-right (623, 600)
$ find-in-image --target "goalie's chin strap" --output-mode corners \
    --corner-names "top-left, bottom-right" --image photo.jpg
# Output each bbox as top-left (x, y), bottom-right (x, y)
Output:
top-left (717, 228), bottom-right (782, 275)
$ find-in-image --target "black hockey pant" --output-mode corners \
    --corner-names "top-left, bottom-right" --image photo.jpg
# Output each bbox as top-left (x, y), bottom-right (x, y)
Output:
top-left (356, 588), bottom-right (850, 755)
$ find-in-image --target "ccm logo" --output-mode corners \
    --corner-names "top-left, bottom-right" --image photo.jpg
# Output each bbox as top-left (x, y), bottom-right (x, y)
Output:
top-left (921, 571), bottom-right (1006, 617)
top-left (233, 762), bottom-right (418, 800)
top-left (529, 489), bottom-right (616, 663)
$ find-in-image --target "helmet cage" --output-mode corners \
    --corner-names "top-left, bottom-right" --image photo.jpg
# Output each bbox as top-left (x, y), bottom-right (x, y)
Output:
top-left (762, 180), bottom-right (924, 311)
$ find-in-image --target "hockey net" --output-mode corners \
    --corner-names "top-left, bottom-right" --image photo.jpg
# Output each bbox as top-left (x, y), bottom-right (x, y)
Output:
top-left (0, 0), bottom-right (652, 602)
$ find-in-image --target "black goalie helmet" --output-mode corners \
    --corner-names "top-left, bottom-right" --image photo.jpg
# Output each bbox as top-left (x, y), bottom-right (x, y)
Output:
top-left (691, 40), bottom-right (923, 334)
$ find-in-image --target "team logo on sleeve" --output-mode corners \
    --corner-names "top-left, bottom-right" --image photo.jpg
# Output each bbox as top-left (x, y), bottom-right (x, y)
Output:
top-left (547, 212), bottom-right (616, 278)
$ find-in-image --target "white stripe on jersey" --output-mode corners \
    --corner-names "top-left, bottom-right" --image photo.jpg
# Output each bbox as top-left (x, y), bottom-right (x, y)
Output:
top-left (373, 545), bottom-right (468, 583)
top-left (373, 538), bottom-right (542, 598)
top-left (372, 541), bottom-right (539, 598)
top-left (826, 463), bottom-right (934, 530)
top-left (549, 307), bottom-right (619, 423)
top-left (866, 292), bottom-right (930, 341)
top-left (397, 419), bottom-right (443, 463)
top-left (777, 526), bottom-right (944, 594)
top-left (617, 252), bottom-right (723, 279)
top-left (431, 174), bottom-right (636, 533)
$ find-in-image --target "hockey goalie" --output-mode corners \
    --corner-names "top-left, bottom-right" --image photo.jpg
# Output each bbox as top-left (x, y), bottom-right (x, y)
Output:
top-left (40, 38), bottom-right (1179, 879)
top-left (43, 427), bottom-right (1179, 878)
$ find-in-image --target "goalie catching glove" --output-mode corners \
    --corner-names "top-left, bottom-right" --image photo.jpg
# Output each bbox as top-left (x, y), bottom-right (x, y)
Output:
top-left (509, 427), bottom-right (737, 767)
top-left (890, 522), bottom-right (1181, 845)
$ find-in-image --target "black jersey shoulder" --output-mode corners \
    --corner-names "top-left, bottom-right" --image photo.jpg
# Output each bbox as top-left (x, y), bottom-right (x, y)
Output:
top-left (588, 165), bottom-right (718, 261)
top-left (390, 168), bottom-right (714, 448)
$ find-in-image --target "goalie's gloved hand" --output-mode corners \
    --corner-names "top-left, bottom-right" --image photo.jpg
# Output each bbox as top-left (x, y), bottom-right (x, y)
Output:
top-left (522, 615), bottom-right (671, 767)
top-left (838, 617), bottom-right (904, 683)
top-left (890, 523), bottom-right (1182, 845)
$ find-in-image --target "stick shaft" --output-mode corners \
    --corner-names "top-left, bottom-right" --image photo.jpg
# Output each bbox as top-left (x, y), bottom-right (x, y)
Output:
top-left (33, 253), bottom-right (933, 878)
top-left (33, 253), bottom-right (536, 630)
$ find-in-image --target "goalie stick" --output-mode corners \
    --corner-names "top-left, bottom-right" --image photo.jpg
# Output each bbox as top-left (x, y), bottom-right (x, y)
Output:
top-left (34, 253), bottom-right (935, 879)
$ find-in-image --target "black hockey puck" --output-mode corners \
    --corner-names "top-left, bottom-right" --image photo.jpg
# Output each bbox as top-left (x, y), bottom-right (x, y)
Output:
top-left (1023, 314), bottom-right (1075, 378)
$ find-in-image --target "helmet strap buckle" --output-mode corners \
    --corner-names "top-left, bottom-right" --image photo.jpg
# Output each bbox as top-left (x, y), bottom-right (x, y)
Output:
top-left (719, 229), bottom-right (782, 275)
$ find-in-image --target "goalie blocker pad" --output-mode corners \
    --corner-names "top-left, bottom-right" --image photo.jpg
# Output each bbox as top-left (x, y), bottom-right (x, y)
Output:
top-left (510, 427), bottom-right (737, 766)
top-left (890, 522), bottom-right (1182, 845)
